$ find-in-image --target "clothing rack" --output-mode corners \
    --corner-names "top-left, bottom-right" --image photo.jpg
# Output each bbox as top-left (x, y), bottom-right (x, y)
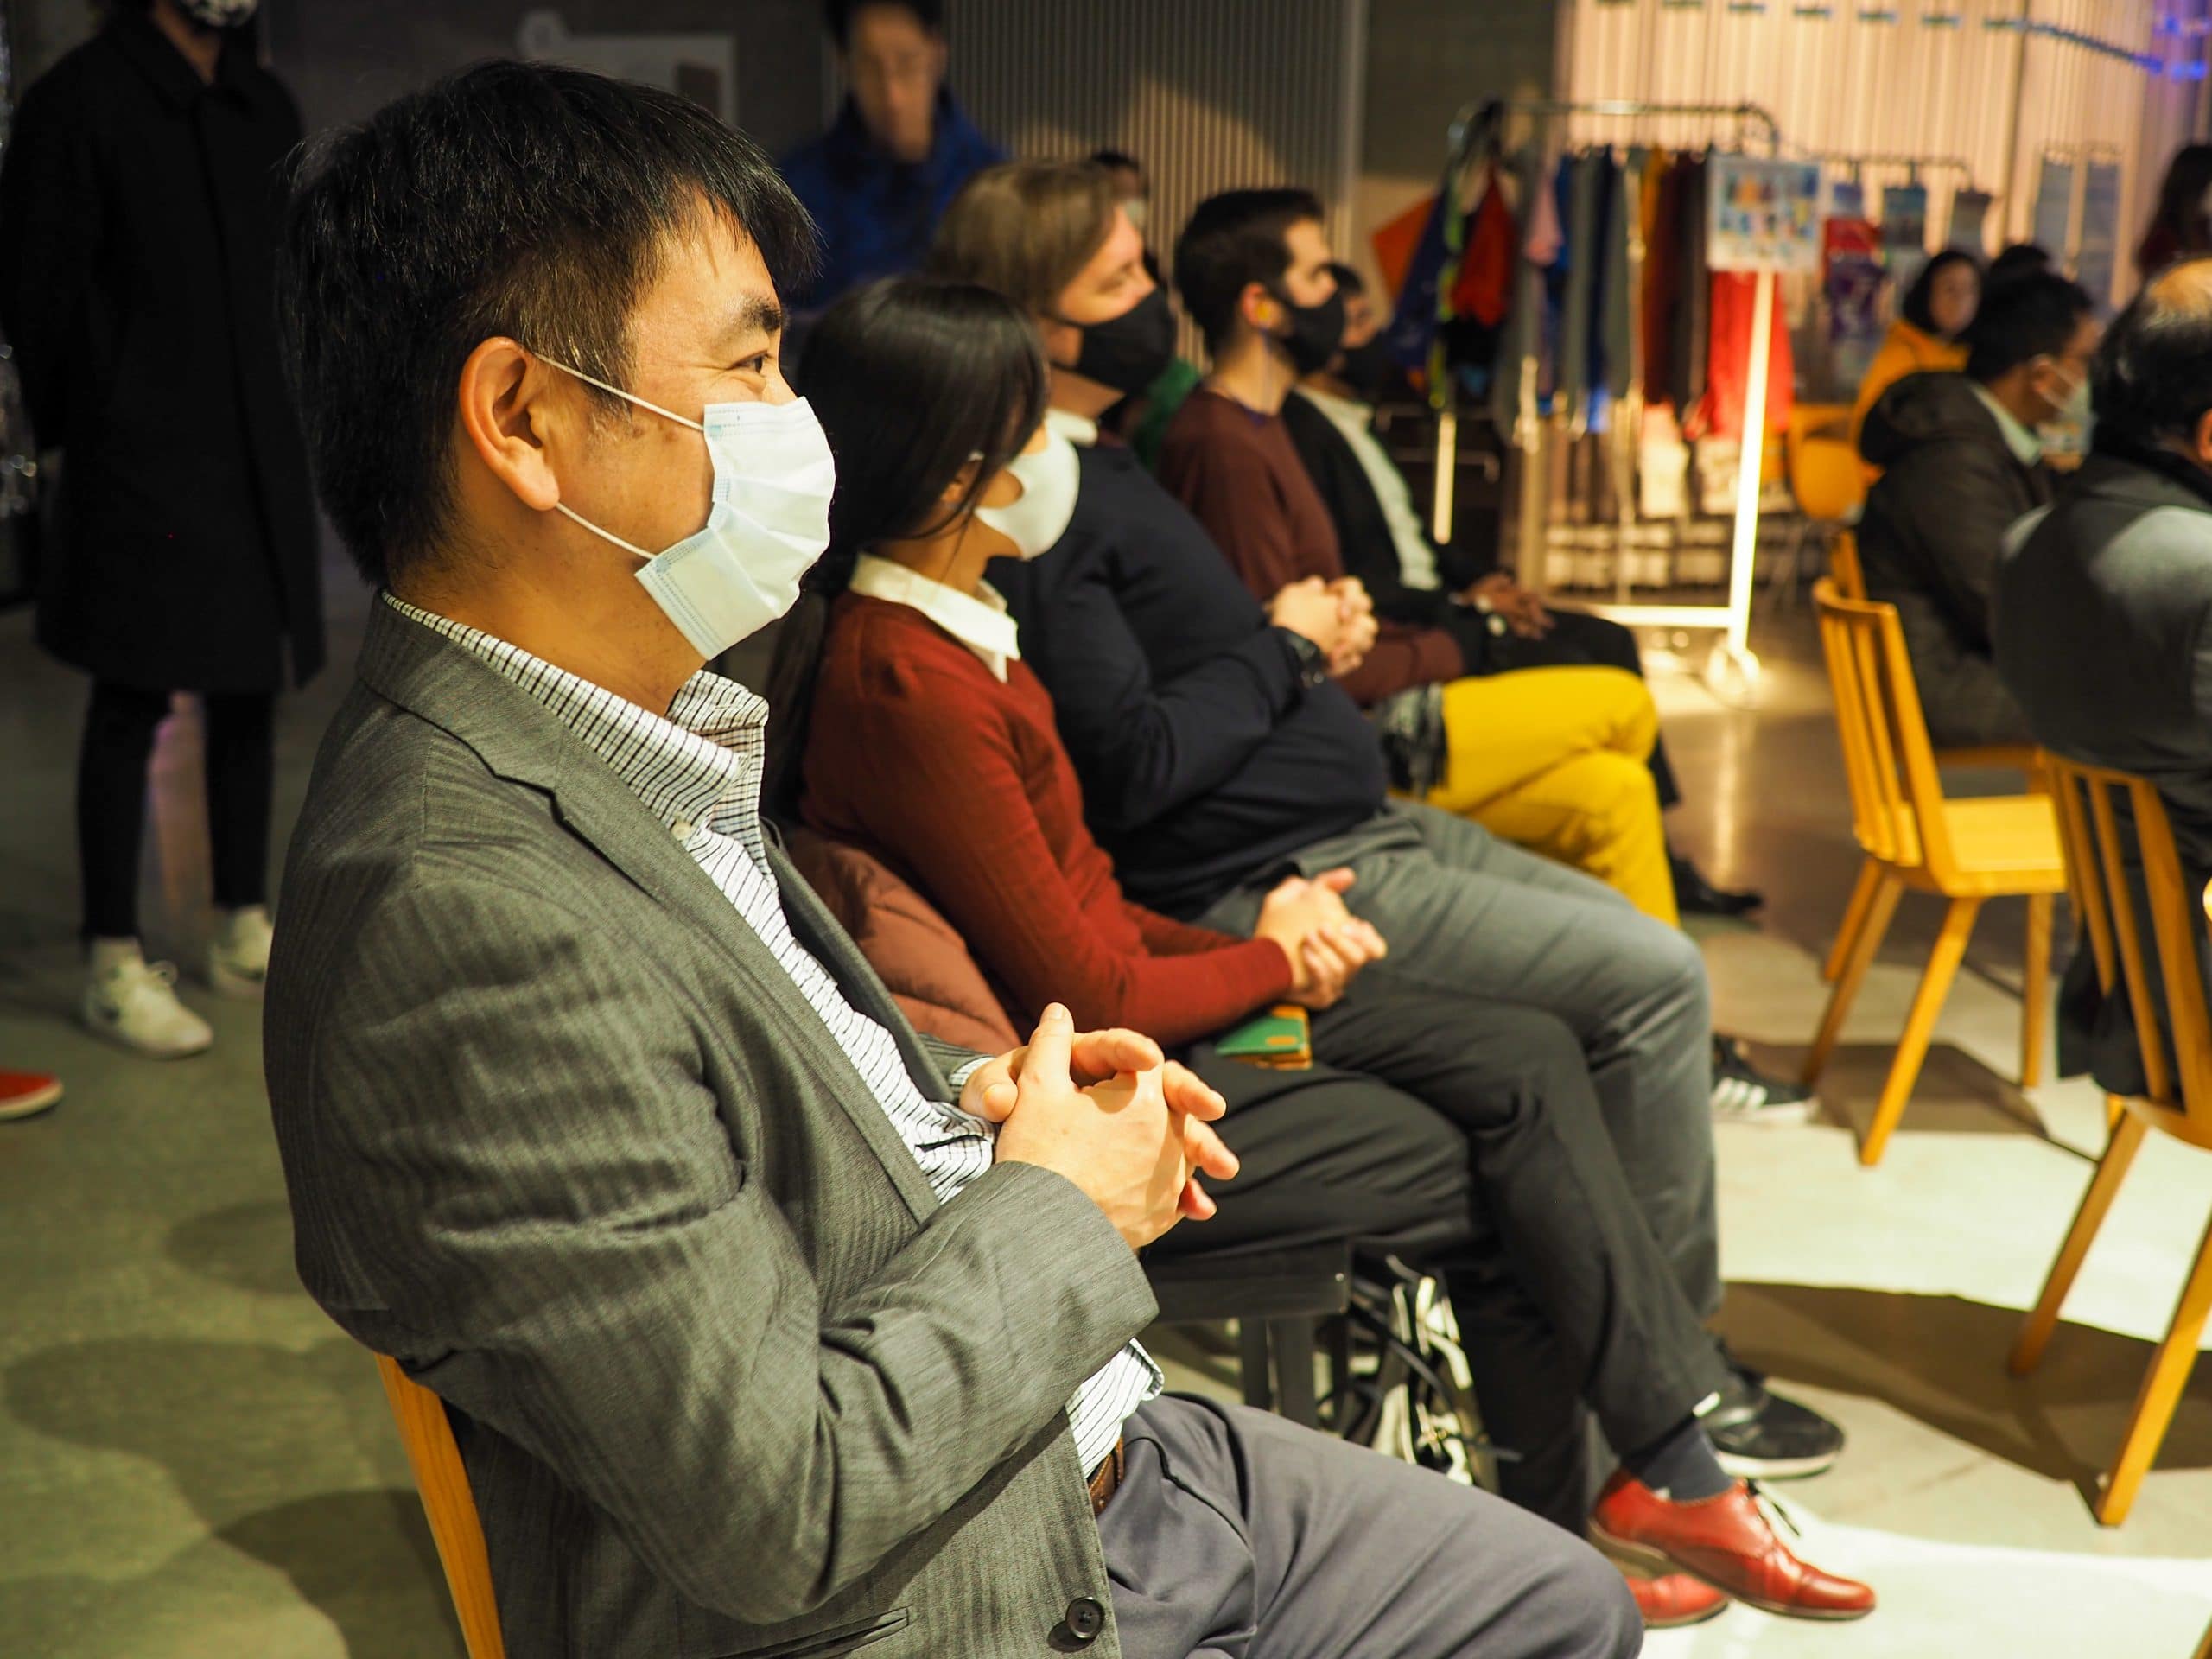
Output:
top-left (1787, 149), bottom-right (1975, 188)
top-left (1433, 96), bottom-right (1783, 704)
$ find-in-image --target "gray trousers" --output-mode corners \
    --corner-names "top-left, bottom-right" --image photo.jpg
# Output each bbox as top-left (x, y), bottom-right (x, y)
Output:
top-left (1195, 802), bottom-right (1720, 1321)
top-left (1098, 1395), bottom-right (1641, 1659)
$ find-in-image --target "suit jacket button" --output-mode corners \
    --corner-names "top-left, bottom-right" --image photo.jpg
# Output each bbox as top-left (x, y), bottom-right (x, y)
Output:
top-left (1063, 1596), bottom-right (1105, 1643)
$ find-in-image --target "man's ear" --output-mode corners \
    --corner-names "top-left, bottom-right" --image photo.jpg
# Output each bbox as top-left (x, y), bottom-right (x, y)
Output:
top-left (1237, 280), bottom-right (1279, 337)
top-left (2194, 407), bottom-right (2212, 468)
top-left (457, 338), bottom-right (563, 513)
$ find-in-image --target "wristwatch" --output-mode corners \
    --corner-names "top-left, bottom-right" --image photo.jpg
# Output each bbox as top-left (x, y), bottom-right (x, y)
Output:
top-left (1280, 628), bottom-right (1332, 691)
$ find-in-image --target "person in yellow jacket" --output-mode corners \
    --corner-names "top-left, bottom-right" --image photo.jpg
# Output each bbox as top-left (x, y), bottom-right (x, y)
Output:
top-left (1851, 249), bottom-right (1980, 469)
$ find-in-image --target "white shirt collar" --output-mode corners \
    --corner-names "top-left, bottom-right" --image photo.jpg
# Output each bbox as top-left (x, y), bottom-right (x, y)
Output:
top-left (1046, 406), bottom-right (1100, 448)
top-left (1294, 382), bottom-right (1371, 430)
top-left (1970, 383), bottom-right (2045, 467)
top-left (848, 555), bottom-right (1022, 682)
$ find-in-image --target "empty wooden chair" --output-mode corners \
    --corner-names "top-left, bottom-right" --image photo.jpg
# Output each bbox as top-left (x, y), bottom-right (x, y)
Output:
top-left (376, 1354), bottom-right (507, 1659)
top-left (1802, 579), bottom-right (2065, 1166)
top-left (2008, 760), bottom-right (2212, 1526)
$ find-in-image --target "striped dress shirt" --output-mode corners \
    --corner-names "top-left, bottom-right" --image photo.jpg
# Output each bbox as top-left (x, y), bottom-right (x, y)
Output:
top-left (383, 594), bottom-right (1160, 1475)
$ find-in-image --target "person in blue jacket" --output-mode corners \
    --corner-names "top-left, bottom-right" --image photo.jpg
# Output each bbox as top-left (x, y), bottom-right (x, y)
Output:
top-left (780, 0), bottom-right (1004, 308)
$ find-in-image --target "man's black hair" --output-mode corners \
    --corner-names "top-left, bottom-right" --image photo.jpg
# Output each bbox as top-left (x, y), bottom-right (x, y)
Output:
top-left (1173, 187), bottom-right (1327, 351)
top-left (277, 60), bottom-right (817, 588)
top-left (1089, 148), bottom-right (1142, 175)
top-left (1963, 269), bottom-right (2095, 383)
top-left (2091, 263), bottom-right (2212, 450)
top-left (826, 0), bottom-right (942, 48)
top-left (1325, 261), bottom-right (1364, 296)
top-left (1988, 242), bottom-right (2053, 284)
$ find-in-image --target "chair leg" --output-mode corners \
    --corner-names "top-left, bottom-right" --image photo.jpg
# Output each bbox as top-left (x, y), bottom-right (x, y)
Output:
top-left (1269, 1317), bottom-right (1320, 1428)
top-left (2095, 1205), bottom-right (2212, 1526)
top-left (2021, 890), bottom-right (2053, 1090)
top-left (1821, 857), bottom-right (1883, 983)
top-left (1803, 870), bottom-right (1905, 1087)
top-left (2107, 1093), bottom-right (2128, 1134)
top-left (2010, 1110), bottom-right (2149, 1375)
top-left (1859, 895), bottom-right (1982, 1166)
top-left (1238, 1320), bottom-right (1272, 1411)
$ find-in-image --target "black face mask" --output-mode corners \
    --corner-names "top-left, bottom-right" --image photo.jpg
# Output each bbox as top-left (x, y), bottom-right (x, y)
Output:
top-left (1271, 285), bottom-right (1347, 376)
top-left (1057, 287), bottom-right (1178, 395)
top-left (1337, 336), bottom-right (1398, 399)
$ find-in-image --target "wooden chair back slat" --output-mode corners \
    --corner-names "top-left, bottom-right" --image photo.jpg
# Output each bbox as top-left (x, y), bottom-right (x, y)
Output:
top-left (376, 1355), bottom-right (508, 1659)
top-left (1814, 579), bottom-right (1956, 875)
top-left (2043, 756), bottom-right (2212, 1134)
top-left (1829, 530), bottom-right (1867, 601)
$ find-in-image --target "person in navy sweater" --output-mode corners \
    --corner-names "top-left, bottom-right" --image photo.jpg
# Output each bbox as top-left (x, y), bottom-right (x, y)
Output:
top-left (778, 0), bottom-right (1003, 308)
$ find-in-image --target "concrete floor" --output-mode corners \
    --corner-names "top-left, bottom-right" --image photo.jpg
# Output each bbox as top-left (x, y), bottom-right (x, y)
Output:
top-left (3, 577), bottom-right (2210, 1656)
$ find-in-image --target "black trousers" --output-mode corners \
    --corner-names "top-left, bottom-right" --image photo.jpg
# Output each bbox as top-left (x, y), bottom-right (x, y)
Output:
top-left (79, 682), bottom-right (275, 940)
top-left (1154, 999), bottom-right (1729, 1534)
top-left (1468, 609), bottom-right (1682, 810)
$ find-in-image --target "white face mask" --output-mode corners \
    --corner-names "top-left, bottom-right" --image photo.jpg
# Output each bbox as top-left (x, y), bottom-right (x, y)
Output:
top-left (973, 431), bottom-right (1080, 561)
top-left (543, 359), bottom-right (836, 658)
top-left (176, 0), bottom-right (259, 25)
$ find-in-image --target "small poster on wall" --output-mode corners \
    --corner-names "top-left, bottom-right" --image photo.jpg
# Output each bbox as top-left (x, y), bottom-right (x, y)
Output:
top-left (1948, 189), bottom-right (1993, 255)
top-left (2033, 160), bottom-right (2077, 263)
top-left (2075, 162), bottom-right (2121, 314)
top-left (1880, 181), bottom-right (1929, 293)
top-left (1824, 215), bottom-right (1886, 392)
top-left (1707, 156), bottom-right (1824, 272)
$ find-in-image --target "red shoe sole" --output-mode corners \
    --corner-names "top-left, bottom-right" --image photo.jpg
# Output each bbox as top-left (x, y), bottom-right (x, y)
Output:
top-left (1633, 1588), bottom-right (1731, 1630)
top-left (1591, 1519), bottom-right (1876, 1623)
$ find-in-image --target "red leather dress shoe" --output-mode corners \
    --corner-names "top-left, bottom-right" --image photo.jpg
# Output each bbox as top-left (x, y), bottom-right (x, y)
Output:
top-left (1591, 1469), bottom-right (1876, 1621)
top-left (1623, 1569), bottom-right (1729, 1629)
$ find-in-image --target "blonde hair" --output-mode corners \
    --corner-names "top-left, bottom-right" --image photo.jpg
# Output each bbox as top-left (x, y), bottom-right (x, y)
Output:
top-left (929, 160), bottom-right (1118, 316)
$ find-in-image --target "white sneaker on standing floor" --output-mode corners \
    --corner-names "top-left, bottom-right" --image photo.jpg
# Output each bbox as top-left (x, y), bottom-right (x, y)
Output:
top-left (207, 905), bottom-right (275, 999)
top-left (82, 944), bottom-right (214, 1058)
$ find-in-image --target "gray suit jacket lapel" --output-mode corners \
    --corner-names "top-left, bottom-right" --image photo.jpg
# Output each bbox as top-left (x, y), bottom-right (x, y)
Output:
top-left (356, 601), bottom-right (947, 1224)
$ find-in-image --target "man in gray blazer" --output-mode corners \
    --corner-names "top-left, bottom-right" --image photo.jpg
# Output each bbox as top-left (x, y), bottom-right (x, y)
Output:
top-left (263, 62), bottom-right (1634, 1659)
top-left (1998, 261), bottom-right (2212, 1097)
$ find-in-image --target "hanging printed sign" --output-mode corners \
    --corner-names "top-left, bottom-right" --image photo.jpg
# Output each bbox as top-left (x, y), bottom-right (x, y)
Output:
top-left (1948, 188), bottom-right (1993, 254)
top-left (2032, 160), bottom-right (2076, 261)
top-left (1880, 181), bottom-right (1929, 291)
top-left (2075, 161), bottom-right (2121, 312)
top-left (1825, 215), bottom-right (1886, 391)
top-left (1707, 156), bottom-right (1824, 271)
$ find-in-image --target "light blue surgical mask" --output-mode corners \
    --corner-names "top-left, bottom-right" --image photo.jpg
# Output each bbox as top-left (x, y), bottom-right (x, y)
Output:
top-left (543, 357), bottom-right (836, 658)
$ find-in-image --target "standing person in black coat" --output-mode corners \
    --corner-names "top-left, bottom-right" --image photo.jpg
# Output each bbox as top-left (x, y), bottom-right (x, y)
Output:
top-left (0, 0), bottom-right (320, 1058)
top-left (1854, 270), bottom-right (2098, 750)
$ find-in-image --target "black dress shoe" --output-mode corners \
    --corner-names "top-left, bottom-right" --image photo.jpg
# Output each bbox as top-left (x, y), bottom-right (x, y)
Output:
top-left (1670, 853), bottom-right (1764, 917)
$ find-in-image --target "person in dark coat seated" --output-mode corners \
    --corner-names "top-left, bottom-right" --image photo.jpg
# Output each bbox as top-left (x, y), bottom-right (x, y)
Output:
top-left (0, 0), bottom-right (321, 1058)
top-left (1997, 262), bottom-right (2212, 1095)
top-left (1282, 262), bottom-right (1758, 918)
top-left (1857, 270), bottom-right (2099, 750)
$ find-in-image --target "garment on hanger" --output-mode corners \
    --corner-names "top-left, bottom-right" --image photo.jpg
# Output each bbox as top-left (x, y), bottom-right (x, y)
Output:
top-left (1667, 155), bottom-right (1711, 416)
top-left (1554, 150), bottom-right (1602, 432)
top-left (1489, 146), bottom-right (1556, 438)
top-left (1448, 160), bottom-right (1519, 327)
top-left (1642, 150), bottom-right (1681, 409)
top-left (1694, 269), bottom-right (1794, 442)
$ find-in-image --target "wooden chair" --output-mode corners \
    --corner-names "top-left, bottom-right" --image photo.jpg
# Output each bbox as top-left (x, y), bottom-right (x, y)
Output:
top-left (375, 1354), bottom-right (507, 1659)
top-left (1802, 579), bottom-right (2066, 1166)
top-left (1815, 537), bottom-right (2049, 991)
top-left (2007, 760), bottom-right (2212, 1525)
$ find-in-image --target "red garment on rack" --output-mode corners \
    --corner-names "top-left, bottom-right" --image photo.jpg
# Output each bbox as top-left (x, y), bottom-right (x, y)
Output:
top-left (1694, 270), bottom-right (1792, 441)
top-left (1447, 162), bottom-right (1517, 326)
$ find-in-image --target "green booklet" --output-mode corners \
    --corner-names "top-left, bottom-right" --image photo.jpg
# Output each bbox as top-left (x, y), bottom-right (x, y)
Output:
top-left (1215, 1005), bottom-right (1313, 1068)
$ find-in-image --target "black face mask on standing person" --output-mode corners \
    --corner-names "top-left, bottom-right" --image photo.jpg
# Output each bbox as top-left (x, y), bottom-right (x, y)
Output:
top-left (1271, 285), bottom-right (1347, 376)
top-left (1053, 286), bottom-right (1178, 395)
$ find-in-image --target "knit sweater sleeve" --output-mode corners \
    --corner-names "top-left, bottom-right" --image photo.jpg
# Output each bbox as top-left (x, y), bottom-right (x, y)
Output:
top-left (823, 653), bottom-right (1290, 1050)
top-left (1337, 619), bottom-right (1466, 706)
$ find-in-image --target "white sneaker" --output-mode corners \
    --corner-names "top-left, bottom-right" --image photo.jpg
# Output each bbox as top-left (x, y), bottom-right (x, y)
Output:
top-left (208, 905), bottom-right (275, 999)
top-left (83, 950), bottom-right (214, 1058)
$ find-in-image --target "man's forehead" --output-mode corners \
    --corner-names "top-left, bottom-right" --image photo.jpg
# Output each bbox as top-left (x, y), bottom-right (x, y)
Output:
top-left (640, 218), bottom-right (784, 341)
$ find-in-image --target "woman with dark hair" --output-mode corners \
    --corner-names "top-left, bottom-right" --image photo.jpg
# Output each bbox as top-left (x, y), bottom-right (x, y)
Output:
top-left (2137, 143), bottom-right (2212, 279)
top-left (765, 274), bottom-right (1876, 1629)
top-left (1850, 249), bottom-right (1980, 456)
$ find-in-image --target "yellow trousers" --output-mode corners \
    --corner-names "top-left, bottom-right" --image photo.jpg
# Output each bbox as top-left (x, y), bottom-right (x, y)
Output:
top-left (1423, 666), bottom-right (1678, 925)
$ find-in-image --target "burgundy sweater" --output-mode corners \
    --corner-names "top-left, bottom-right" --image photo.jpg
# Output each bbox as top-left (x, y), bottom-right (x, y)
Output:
top-left (1156, 386), bottom-right (1466, 704)
top-left (798, 590), bottom-right (1293, 1047)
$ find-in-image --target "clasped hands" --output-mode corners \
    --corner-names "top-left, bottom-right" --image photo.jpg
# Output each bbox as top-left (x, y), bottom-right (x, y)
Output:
top-left (972, 1006), bottom-right (1240, 1250)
